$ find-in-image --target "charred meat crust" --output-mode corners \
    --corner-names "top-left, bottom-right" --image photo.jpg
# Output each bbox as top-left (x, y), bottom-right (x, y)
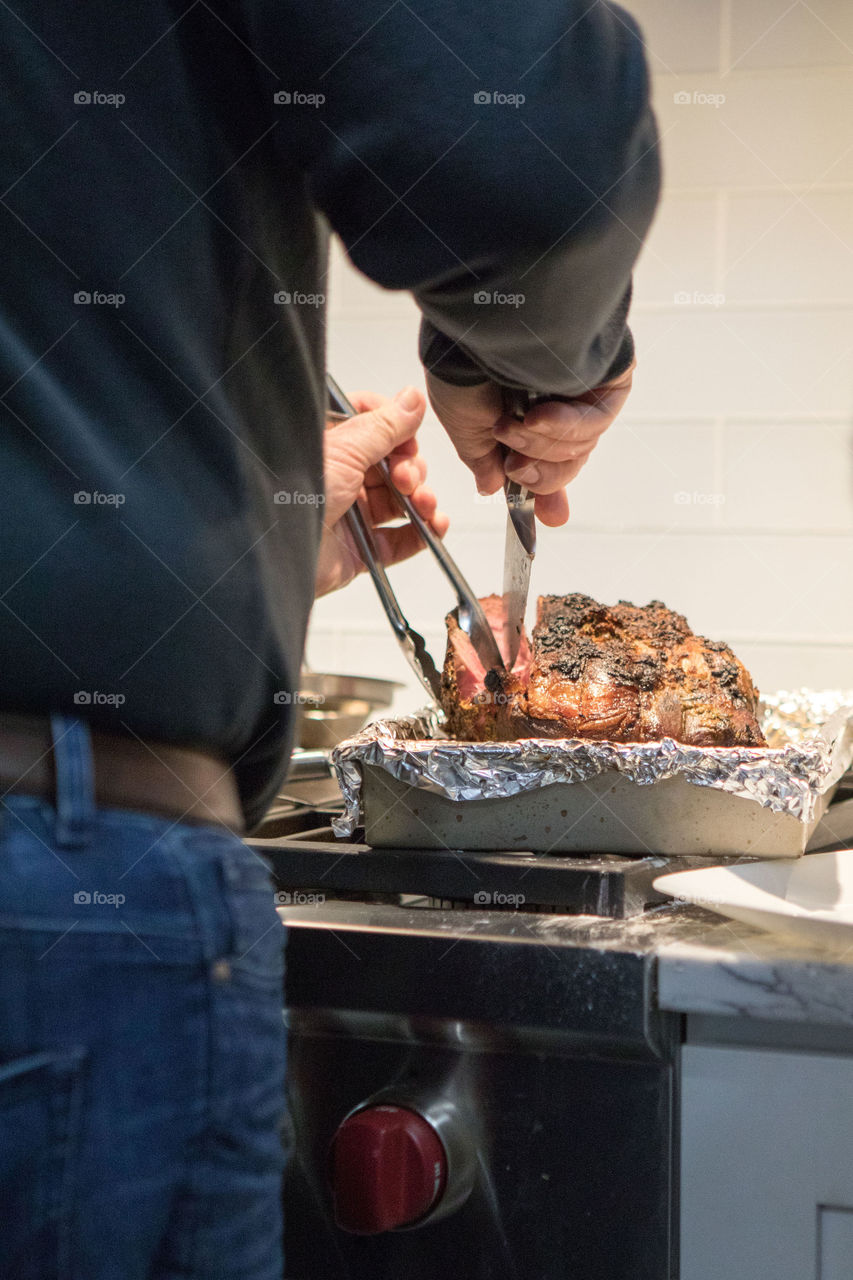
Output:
top-left (442, 593), bottom-right (766, 747)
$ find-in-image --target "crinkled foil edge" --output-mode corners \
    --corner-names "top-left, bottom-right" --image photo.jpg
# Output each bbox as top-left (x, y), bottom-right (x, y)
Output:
top-left (331, 690), bottom-right (853, 838)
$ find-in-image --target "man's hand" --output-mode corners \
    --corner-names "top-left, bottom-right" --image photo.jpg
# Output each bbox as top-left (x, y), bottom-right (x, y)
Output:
top-left (314, 388), bottom-right (449, 597)
top-left (426, 361), bottom-right (635, 527)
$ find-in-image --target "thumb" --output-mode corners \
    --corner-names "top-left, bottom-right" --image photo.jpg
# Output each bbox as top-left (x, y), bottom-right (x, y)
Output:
top-left (335, 387), bottom-right (425, 474)
top-left (321, 387), bottom-right (426, 525)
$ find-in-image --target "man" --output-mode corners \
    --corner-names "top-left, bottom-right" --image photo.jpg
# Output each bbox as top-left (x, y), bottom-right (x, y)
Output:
top-left (0, 1), bottom-right (659, 1276)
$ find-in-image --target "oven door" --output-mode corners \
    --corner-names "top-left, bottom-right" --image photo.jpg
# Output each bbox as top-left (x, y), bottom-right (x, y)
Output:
top-left (281, 909), bottom-right (679, 1280)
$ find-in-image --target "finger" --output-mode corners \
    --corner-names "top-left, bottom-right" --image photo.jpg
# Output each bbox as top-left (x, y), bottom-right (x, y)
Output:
top-left (363, 452), bottom-right (427, 498)
top-left (431, 508), bottom-right (450, 539)
top-left (371, 524), bottom-right (427, 568)
top-left (348, 390), bottom-right (388, 415)
top-left (503, 450), bottom-right (587, 494)
top-left (363, 480), bottom-right (440, 529)
top-left (370, 512), bottom-right (451, 571)
top-left (328, 387), bottom-right (426, 478)
top-left (494, 426), bottom-right (601, 464)
top-left (407, 482), bottom-right (439, 524)
top-left (362, 435), bottom-right (420, 485)
top-left (470, 444), bottom-right (507, 495)
top-left (494, 401), bottom-right (611, 455)
top-left (387, 437), bottom-right (419, 459)
top-left (425, 373), bottom-right (506, 484)
top-left (575, 370), bottom-right (634, 411)
top-left (534, 489), bottom-right (570, 527)
top-left (384, 452), bottom-right (427, 494)
top-left (526, 399), bottom-right (613, 432)
top-left (362, 485), bottom-right (407, 526)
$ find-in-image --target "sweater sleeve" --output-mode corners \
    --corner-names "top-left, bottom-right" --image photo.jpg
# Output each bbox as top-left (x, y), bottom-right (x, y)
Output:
top-left (252, 0), bottom-right (660, 395)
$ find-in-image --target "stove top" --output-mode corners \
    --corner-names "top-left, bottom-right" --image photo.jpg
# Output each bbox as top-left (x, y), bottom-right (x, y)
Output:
top-left (249, 774), bottom-right (719, 919)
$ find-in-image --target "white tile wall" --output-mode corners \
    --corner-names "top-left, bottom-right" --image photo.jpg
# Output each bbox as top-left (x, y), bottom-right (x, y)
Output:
top-left (725, 191), bottom-right (853, 302)
top-left (632, 193), bottom-right (721, 304)
top-left (729, 0), bottom-right (853, 72)
top-left (630, 0), bottom-right (723, 75)
top-left (310, 1), bottom-right (853, 707)
top-left (627, 309), bottom-right (853, 418)
top-left (652, 69), bottom-right (853, 189)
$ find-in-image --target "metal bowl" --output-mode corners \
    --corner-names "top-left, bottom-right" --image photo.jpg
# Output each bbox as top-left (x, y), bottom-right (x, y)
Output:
top-left (295, 672), bottom-right (401, 750)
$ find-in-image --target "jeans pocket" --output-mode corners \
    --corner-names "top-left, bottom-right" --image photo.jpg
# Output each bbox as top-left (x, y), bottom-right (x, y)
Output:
top-left (227, 909), bottom-right (286, 993)
top-left (0, 1047), bottom-right (87, 1280)
top-left (218, 847), bottom-right (286, 991)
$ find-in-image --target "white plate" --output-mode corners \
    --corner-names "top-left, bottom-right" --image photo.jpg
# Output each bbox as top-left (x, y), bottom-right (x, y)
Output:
top-left (653, 851), bottom-right (853, 951)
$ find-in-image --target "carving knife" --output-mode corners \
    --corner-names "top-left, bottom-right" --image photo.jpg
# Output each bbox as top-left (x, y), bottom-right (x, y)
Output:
top-left (501, 390), bottom-right (536, 666)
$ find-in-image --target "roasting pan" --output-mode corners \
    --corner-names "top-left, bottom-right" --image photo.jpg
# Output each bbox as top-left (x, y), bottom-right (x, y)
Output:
top-left (332, 693), bottom-right (853, 859)
top-left (358, 767), bottom-right (840, 858)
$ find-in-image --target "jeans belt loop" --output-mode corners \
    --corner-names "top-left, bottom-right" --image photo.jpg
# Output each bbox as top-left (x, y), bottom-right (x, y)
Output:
top-left (50, 714), bottom-right (96, 849)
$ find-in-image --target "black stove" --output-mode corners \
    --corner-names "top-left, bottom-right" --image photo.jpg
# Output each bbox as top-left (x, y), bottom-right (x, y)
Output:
top-left (254, 764), bottom-right (697, 1280)
top-left (254, 759), bottom-right (853, 1279)
top-left (250, 775), bottom-right (708, 919)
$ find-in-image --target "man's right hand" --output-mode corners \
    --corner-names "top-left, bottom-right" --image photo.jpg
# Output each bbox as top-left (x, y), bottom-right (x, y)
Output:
top-left (426, 362), bottom-right (635, 529)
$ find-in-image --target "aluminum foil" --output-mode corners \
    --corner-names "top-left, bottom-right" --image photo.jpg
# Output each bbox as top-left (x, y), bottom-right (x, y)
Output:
top-left (331, 689), bottom-right (853, 838)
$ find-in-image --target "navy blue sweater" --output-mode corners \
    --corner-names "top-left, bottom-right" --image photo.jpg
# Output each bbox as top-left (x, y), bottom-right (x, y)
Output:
top-left (0, 1), bottom-right (659, 827)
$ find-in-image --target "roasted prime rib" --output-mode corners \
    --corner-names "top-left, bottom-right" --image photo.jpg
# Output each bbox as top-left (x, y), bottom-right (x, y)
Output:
top-left (441, 593), bottom-right (766, 747)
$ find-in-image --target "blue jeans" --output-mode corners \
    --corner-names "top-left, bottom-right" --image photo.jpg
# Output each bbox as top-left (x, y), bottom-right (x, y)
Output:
top-left (0, 716), bottom-right (287, 1279)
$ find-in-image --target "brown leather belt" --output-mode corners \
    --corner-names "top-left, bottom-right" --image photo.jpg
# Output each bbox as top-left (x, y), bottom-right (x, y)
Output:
top-left (0, 714), bottom-right (244, 834)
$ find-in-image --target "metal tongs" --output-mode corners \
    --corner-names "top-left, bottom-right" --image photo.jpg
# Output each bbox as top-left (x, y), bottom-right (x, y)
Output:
top-left (326, 374), bottom-right (505, 702)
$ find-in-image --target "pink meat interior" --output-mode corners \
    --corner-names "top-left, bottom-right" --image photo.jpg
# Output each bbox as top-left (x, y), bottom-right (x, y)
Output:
top-left (451, 594), bottom-right (531, 701)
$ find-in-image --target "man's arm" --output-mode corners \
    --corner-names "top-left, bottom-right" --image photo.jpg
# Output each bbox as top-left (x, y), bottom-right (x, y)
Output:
top-left (253, 0), bottom-right (659, 517)
top-left (267, 0), bottom-right (659, 390)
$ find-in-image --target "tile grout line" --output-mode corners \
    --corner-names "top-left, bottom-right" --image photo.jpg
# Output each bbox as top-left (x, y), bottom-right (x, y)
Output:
top-left (715, 188), bottom-right (728, 298)
top-left (656, 62), bottom-right (853, 85)
top-left (713, 416), bottom-right (726, 530)
top-left (307, 621), bottom-right (853, 648)
top-left (719, 0), bottom-right (732, 76)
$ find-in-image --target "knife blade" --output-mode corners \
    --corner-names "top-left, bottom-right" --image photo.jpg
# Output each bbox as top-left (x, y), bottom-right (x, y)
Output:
top-left (501, 390), bottom-right (536, 666)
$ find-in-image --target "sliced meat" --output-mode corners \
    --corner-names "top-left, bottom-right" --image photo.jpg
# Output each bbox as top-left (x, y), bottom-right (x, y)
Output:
top-left (441, 594), bottom-right (530, 740)
top-left (441, 593), bottom-right (765, 747)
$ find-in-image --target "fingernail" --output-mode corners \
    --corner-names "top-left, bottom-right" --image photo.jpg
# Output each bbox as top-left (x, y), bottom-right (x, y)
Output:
top-left (395, 386), bottom-right (420, 412)
top-left (514, 463), bottom-right (541, 485)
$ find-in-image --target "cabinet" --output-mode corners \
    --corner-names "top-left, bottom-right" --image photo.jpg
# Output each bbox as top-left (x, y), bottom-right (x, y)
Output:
top-left (681, 1044), bottom-right (853, 1279)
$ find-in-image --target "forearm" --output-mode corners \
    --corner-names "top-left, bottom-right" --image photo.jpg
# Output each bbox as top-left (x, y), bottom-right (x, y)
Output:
top-left (270, 0), bottom-right (659, 396)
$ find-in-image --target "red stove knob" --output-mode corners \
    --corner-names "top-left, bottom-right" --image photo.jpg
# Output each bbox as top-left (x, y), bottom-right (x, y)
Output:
top-left (331, 1104), bottom-right (448, 1234)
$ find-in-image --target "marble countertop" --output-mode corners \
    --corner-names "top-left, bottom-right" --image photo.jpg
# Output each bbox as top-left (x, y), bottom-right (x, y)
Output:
top-left (278, 892), bottom-right (853, 1027)
top-left (656, 913), bottom-right (853, 1026)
